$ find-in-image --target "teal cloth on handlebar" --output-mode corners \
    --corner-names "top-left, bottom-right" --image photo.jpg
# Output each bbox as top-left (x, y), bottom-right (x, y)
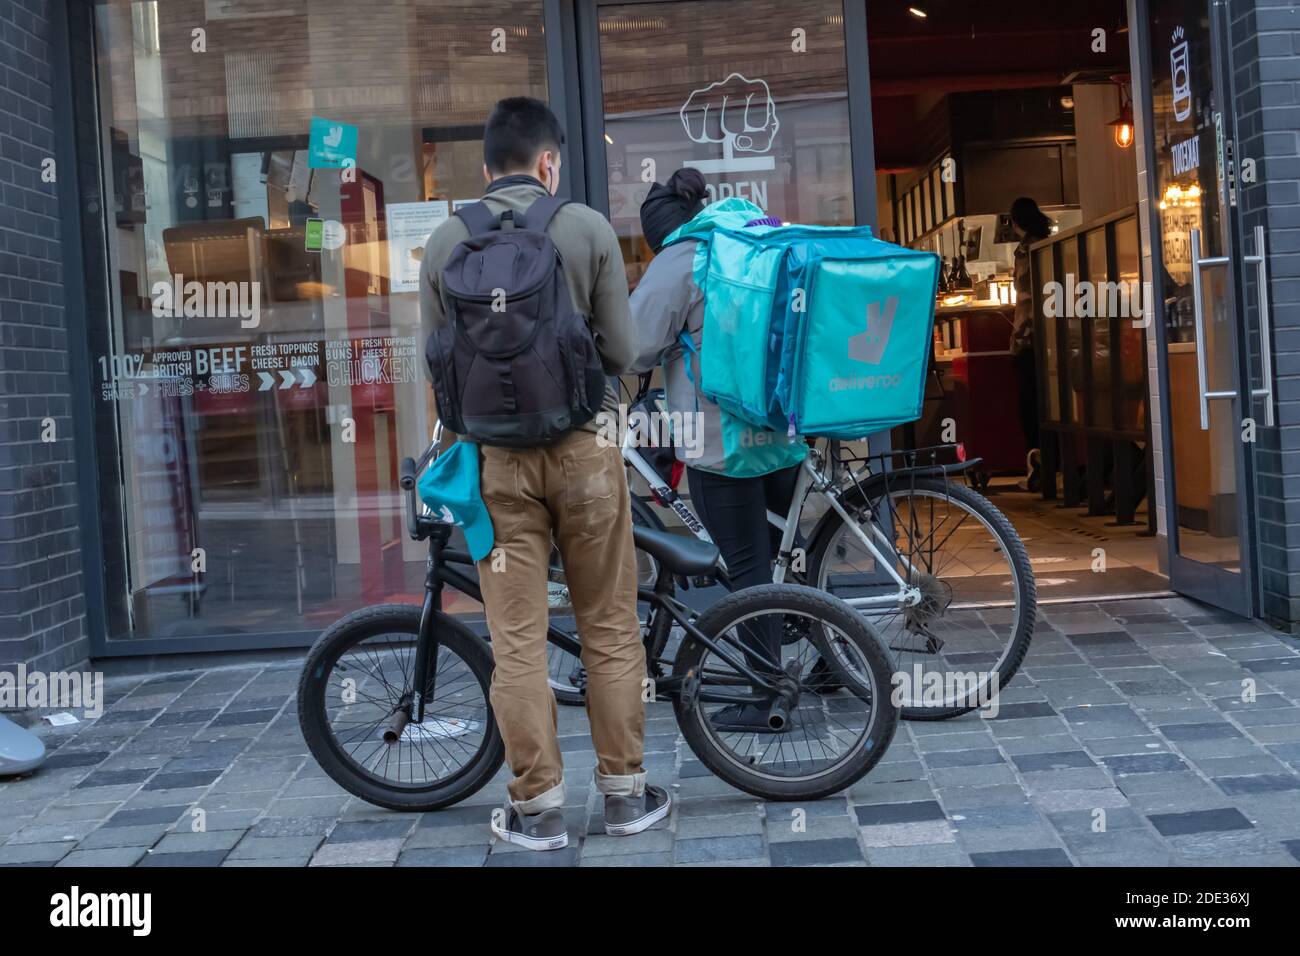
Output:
top-left (416, 439), bottom-right (495, 561)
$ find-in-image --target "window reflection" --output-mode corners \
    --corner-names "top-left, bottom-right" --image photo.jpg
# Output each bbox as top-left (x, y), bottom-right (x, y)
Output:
top-left (92, 0), bottom-right (549, 641)
top-left (597, 0), bottom-right (854, 286)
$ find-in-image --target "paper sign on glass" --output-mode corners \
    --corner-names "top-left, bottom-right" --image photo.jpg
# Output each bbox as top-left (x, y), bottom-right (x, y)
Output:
top-left (387, 201), bottom-right (451, 293)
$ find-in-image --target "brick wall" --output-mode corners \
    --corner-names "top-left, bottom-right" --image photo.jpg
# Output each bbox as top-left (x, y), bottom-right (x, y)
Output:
top-left (0, 0), bottom-right (88, 674)
top-left (1230, 0), bottom-right (1300, 628)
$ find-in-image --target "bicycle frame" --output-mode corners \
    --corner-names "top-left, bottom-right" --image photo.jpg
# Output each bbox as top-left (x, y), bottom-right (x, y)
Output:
top-left (620, 423), bottom-right (714, 543)
top-left (400, 435), bottom-right (793, 727)
top-left (620, 423), bottom-right (921, 610)
top-left (772, 453), bottom-right (922, 609)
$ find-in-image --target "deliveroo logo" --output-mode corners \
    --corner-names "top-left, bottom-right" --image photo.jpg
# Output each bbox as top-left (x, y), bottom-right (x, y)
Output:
top-left (848, 297), bottom-right (898, 365)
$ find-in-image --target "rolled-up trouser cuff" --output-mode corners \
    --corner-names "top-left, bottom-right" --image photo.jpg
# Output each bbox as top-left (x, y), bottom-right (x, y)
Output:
top-left (594, 770), bottom-right (646, 797)
top-left (512, 780), bottom-right (566, 815)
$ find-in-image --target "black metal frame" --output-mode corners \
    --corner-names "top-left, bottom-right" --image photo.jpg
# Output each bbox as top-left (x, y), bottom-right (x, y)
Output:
top-left (53, 0), bottom-right (113, 658)
top-left (395, 446), bottom-right (794, 714)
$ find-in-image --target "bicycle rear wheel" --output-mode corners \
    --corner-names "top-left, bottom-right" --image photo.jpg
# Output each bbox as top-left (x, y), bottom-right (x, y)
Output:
top-left (298, 604), bottom-right (504, 811)
top-left (671, 584), bottom-right (898, 801)
top-left (809, 476), bottom-right (1035, 719)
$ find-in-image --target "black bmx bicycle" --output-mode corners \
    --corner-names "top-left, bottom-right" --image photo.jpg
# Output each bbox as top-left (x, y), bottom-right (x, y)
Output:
top-left (297, 437), bottom-right (899, 811)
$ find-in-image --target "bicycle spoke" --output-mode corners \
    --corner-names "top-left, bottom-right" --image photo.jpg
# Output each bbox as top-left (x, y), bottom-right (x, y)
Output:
top-left (694, 609), bottom-right (880, 781)
top-left (819, 483), bottom-right (1030, 711)
top-left (320, 632), bottom-right (492, 790)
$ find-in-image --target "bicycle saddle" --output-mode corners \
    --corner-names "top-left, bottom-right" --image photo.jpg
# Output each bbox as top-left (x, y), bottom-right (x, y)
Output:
top-left (631, 525), bottom-right (722, 577)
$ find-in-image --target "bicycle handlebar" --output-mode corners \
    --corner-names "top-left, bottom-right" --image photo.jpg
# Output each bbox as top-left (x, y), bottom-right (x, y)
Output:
top-left (403, 420), bottom-right (446, 539)
top-left (399, 457), bottom-right (419, 491)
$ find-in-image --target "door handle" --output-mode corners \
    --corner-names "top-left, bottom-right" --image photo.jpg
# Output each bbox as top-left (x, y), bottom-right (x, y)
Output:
top-left (1189, 227), bottom-right (1233, 430)
top-left (1244, 225), bottom-right (1275, 427)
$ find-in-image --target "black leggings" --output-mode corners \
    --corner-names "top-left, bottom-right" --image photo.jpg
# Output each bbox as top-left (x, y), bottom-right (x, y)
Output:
top-left (686, 465), bottom-right (801, 590)
top-left (686, 465), bottom-right (801, 677)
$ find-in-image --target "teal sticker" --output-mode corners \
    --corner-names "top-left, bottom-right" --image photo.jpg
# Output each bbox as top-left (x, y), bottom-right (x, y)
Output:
top-left (309, 117), bottom-right (357, 169)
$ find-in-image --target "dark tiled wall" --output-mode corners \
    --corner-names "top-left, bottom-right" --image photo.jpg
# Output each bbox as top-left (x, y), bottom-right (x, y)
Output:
top-left (1229, 0), bottom-right (1300, 627)
top-left (0, 0), bottom-right (88, 672)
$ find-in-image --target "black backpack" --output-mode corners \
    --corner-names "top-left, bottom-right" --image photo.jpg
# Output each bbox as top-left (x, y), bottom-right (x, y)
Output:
top-left (426, 195), bottom-right (606, 447)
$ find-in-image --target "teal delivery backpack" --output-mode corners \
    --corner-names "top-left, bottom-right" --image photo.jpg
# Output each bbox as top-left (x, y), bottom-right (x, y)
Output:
top-left (666, 200), bottom-right (941, 441)
top-left (776, 231), bottom-right (941, 439)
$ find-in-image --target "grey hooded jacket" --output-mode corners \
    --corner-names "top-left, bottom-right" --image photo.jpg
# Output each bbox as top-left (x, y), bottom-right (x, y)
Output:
top-left (629, 239), bottom-right (808, 475)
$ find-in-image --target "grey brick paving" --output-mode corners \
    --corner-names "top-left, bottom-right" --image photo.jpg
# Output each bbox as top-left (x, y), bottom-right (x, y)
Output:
top-left (5, 600), bottom-right (1300, 866)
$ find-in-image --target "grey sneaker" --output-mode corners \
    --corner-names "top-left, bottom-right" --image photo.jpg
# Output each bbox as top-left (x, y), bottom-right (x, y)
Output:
top-left (604, 785), bottom-right (672, 837)
top-left (490, 805), bottom-right (569, 851)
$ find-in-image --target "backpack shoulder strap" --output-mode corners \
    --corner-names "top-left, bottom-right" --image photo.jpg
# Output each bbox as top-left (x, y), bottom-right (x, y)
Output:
top-left (523, 194), bottom-right (569, 234)
top-left (454, 201), bottom-right (499, 236)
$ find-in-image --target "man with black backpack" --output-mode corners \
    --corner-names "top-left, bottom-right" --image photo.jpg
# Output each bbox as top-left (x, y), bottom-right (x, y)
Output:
top-left (419, 97), bottom-right (669, 850)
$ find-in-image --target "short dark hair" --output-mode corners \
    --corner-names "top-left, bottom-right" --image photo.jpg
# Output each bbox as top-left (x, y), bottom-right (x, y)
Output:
top-left (1010, 196), bottom-right (1051, 240)
top-left (483, 97), bottom-right (564, 175)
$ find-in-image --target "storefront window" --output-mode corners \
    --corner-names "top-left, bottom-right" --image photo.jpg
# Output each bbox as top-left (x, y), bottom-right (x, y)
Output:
top-left (596, 0), bottom-right (854, 283)
top-left (1114, 216), bottom-right (1146, 433)
top-left (1085, 226), bottom-right (1111, 428)
top-left (89, 0), bottom-right (548, 644)
top-left (1035, 246), bottom-right (1059, 421)
top-left (1060, 239), bottom-right (1082, 424)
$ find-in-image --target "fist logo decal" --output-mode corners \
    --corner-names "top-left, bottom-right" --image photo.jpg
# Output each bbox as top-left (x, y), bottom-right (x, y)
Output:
top-left (680, 72), bottom-right (779, 174)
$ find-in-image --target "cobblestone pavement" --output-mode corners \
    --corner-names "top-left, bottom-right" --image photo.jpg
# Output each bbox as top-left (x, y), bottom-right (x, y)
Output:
top-left (5, 597), bottom-right (1300, 867)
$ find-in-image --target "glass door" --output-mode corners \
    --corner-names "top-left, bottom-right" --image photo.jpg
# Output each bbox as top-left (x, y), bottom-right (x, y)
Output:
top-left (576, 0), bottom-right (860, 286)
top-left (1147, 0), bottom-right (1261, 615)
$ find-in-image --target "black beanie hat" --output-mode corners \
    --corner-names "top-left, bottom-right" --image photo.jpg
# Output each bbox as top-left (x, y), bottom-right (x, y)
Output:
top-left (640, 168), bottom-right (708, 253)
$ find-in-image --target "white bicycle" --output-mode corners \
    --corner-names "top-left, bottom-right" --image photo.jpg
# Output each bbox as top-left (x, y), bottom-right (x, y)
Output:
top-left (548, 378), bottom-right (1036, 720)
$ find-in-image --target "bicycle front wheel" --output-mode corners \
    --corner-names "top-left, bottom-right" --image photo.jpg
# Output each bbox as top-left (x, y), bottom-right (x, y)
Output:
top-left (298, 604), bottom-right (504, 811)
top-left (809, 477), bottom-right (1036, 720)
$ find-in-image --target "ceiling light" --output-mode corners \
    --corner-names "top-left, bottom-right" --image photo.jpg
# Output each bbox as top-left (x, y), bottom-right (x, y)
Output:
top-left (908, 6), bottom-right (927, 18)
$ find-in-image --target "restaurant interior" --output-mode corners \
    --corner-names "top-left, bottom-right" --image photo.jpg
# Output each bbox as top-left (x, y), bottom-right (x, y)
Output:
top-left (862, 0), bottom-right (1168, 602)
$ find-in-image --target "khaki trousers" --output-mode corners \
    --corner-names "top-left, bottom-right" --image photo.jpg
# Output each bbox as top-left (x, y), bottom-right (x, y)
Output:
top-left (476, 430), bottom-right (646, 812)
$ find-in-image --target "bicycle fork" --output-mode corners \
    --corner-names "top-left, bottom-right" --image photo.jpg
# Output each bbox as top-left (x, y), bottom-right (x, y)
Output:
top-left (772, 458), bottom-right (922, 609)
top-left (384, 537), bottom-right (444, 743)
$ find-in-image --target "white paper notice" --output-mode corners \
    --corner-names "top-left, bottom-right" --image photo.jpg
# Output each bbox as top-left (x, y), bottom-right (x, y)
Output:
top-left (231, 152), bottom-right (268, 226)
top-left (387, 200), bottom-right (450, 293)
